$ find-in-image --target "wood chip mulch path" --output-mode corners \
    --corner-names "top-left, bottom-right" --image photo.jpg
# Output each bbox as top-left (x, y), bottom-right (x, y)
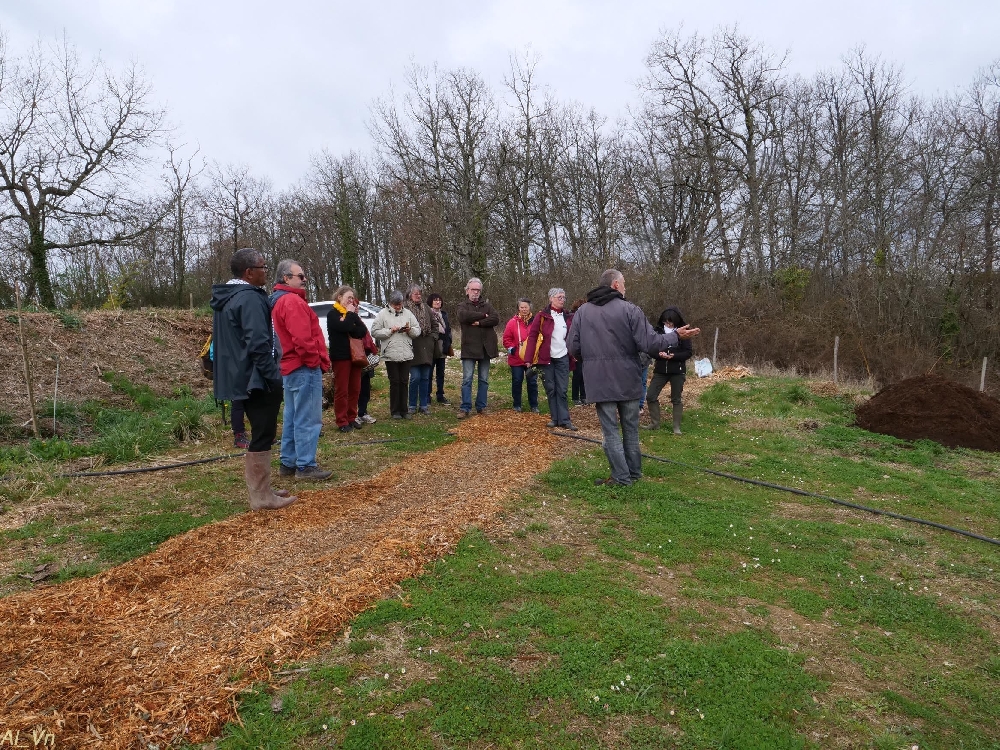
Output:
top-left (0, 412), bottom-right (562, 748)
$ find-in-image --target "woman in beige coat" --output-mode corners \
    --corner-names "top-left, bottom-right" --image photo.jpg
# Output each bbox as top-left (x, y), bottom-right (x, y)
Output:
top-left (372, 291), bottom-right (421, 419)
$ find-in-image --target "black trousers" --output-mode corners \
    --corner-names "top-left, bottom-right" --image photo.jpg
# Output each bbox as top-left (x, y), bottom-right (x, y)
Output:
top-left (385, 361), bottom-right (411, 417)
top-left (243, 387), bottom-right (283, 452)
top-left (358, 369), bottom-right (373, 417)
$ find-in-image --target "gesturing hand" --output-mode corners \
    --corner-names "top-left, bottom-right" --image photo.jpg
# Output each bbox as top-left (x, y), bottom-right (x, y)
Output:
top-left (676, 325), bottom-right (701, 339)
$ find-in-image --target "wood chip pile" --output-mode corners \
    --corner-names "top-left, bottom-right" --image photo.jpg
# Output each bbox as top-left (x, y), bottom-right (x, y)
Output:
top-left (0, 412), bottom-right (560, 748)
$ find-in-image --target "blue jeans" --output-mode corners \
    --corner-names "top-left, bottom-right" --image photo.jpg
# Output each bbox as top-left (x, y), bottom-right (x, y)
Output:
top-left (541, 356), bottom-right (570, 425)
top-left (408, 364), bottom-right (432, 409)
top-left (595, 399), bottom-right (642, 485)
top-left (461, 358), bottom-right (490, 412)
top-left (280, 366), bottom-right (323, 470)
top-left (640, 363), bottom-right (651, 404)
top-left (510, 365), bottom-right (538, 410)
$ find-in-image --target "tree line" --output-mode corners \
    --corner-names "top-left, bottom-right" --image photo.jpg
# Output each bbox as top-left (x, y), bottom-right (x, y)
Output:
top-left (1, 27), bottom-right (998, 384)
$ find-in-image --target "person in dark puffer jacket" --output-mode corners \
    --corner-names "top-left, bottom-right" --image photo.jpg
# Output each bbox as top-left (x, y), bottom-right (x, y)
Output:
top-left (644, 307), bottom-right (693, 434)
top-left (211, 248), bottom-right (296, 510)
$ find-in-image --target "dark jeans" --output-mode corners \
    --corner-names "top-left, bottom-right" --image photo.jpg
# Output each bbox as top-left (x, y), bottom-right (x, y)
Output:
top-left (409, 363), bottom-right (432, 409)
top-left (647, 372), bottom-right (685, 406)
top-left (358, 369), bottom-right (373, 417)
top-left (595, 399), bottom-right (642, 485)
top-left (432, 357), bottom-right (447, 400)
top-left (385, 360), bottom-right (411, 417)
top-left (571, 361), bottom-right (586, 403)
top-left (231, 398), bottom-right (246, 434)
top-left (541, 355), bottom-right (570, 425)
top-left (244, 387), bottom-right (283, 452)
top-left (510, 365), bottom-right (538, 410)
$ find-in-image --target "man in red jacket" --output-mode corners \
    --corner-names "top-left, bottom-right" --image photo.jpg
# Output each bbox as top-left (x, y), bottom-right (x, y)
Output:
top-left (270, 260), bottom-right (333, 481)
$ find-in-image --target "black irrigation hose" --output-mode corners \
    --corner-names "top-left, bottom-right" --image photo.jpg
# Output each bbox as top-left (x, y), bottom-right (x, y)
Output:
top-left (552, 430), bottom-right (1000, 548)
top-left (56, 437), bottom-right (422, 478)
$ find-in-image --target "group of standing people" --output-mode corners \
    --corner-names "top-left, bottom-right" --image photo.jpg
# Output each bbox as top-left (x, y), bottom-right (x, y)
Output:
top-left (212, 247), bottom-right (700, 511)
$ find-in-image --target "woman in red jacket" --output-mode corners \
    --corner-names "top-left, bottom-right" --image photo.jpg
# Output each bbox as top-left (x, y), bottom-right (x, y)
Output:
top-left (502, 298), bottom-right (539, 413)
top-left (326, 285), bottom-right (367, 432)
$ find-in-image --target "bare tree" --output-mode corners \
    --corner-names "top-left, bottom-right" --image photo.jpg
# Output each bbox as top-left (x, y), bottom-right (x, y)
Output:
top-left (0, 32), bottom-right (166, 308)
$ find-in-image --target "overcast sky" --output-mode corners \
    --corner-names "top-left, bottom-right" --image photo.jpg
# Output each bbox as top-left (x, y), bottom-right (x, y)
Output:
top-left (3, 0), bottom-right (998, 189)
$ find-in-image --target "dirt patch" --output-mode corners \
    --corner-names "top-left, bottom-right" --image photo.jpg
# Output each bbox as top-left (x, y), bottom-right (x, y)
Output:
top-left (854, 374), bottom-right (1000, 452)
top-left (0, 310), bottom-right (212, 425)
top-left (0, 412), bottom-right (561, 749)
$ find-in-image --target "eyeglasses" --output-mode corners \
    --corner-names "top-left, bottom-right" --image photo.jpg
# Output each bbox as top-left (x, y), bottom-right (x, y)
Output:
top-left (251, 265), bottom-right (268, 270)
top-left (285, 273), bottom-right (306, 280)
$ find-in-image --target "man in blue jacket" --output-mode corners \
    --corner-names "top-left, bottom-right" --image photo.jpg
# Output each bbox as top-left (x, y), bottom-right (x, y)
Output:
top-left (568, 269), bottom-right (700, 486)
top-left (211, 248), bottom-right (297, 510)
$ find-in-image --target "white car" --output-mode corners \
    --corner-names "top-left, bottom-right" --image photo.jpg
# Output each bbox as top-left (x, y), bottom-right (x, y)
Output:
top-left (309, 300), bottom-right (381, 350)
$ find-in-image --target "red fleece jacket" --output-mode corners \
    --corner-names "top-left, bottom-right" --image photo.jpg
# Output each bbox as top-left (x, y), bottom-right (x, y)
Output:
top-left (271, 284), bottom-right (331, 376)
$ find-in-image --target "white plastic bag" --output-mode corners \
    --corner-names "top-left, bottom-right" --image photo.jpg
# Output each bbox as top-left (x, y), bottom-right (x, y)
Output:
top-left (694, 357), bottom-right (714, 378)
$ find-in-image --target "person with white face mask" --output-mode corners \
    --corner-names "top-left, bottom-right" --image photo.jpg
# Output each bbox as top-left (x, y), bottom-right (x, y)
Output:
top-left (644, 306), bottom-right (693, 434)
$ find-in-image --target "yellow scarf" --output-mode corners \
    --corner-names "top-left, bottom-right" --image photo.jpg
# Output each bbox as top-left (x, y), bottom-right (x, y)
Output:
top-left (333, 301), bottom-right (348, 317)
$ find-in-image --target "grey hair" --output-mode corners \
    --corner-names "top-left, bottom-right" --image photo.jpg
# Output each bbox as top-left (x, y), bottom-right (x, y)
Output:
top-left (274, 259), bottom-right (298, 285)
top-left (230, 247), bottom-right (263, 278)
top-left (516, 297), bottom-right (532, 308)
top-left (465, 277), bottom-right (483, 292)
top-left (406, 282), bottom-right (422, 300)
top-left (388, 290), bottom-right (405, 305)
top-left (548, 287), bottom-right (565, 299)
top-left (599, 269), bottom-right (623, 287)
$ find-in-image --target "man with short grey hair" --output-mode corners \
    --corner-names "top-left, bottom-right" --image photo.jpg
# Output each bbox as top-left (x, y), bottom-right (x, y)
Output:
top-left (270, 259), bottom-right (332, 481)
top-left (568, 269), bottom-right (700, 485)
top-left (524, 286), bottom-right (575, 430)
top-left (456, 277), bottom-right (499, 417)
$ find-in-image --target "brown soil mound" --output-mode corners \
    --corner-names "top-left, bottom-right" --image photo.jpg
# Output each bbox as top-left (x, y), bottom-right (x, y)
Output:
top-left (0, 310), bottom-right (212, 425)
top-left (854, 374), bottom-right (1000, 452)
top-left (0, 412), bottom-right (566, 749)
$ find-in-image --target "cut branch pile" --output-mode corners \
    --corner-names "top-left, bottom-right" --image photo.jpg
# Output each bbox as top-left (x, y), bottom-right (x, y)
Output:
top-left (0, 412), bottom-right (561, 748)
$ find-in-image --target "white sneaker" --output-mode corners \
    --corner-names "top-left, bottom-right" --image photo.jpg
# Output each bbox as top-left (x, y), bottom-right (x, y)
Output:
top-left (361, 414), bottom-right (377, 424)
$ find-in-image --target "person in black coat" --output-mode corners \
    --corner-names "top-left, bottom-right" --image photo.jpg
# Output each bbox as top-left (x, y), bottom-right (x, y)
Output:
top-left (428, 293), bottom-right (453, 403)
top-left (644, 306), bottom-right (693, 434)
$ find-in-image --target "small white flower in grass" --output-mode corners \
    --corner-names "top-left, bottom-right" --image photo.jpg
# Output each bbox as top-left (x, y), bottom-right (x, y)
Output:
top-left (594, 695), bottom-right (600, 702)
top-left (669, 709), bottom-right (675, 716)
top-left (401, 668), bottom-right (406, 674)
top-left (322, 724), bottom-right (327, 730)
top-left (350, 719), bottom-right (356, 726)
top-left (626, 674), bottom-right (631, 681)
top-left (384, 673), bottom-right (390, 679)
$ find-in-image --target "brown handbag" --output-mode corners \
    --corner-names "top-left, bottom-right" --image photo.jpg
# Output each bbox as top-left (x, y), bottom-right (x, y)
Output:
top-left (349, 336), bottom-right (367, 367)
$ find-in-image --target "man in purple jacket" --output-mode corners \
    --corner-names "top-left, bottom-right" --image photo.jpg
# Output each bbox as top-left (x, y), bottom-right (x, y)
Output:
top-left (568, 269), bottom-right (700, 486)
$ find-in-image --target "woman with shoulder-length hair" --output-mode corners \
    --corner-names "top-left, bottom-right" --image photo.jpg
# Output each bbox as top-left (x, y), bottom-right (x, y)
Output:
top-left (645, 306), bottom-right (693, 434)
top-left (326, 285), bottom-right (368, 432)
top-left (502, 297), bottom-right (539, 413)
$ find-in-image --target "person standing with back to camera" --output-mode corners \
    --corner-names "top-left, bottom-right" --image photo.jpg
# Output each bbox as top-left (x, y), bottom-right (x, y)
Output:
top-left (568, 269), bottom-right (700, 486)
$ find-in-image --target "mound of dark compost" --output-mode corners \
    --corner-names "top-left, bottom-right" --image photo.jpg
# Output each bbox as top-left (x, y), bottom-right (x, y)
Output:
top-left (855, 374), bottom-right (1000, 452)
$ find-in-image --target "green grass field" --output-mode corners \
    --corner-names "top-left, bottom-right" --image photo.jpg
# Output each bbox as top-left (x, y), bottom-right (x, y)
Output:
top-left (2, 366), bottom-right (999, 748)
top-left (208, 374), bottom-right (1000, 749)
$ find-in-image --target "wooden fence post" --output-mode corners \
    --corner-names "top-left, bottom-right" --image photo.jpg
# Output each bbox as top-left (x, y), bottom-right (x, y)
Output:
top-left (833, 336), bottom-right (840, 385)
top-left (14, 283), bottom-right (40, 439)
top-left (190, 293), bottom-right (194, 310)
top-left (712, 328), bottom-right (719, 366)
top-left (981, 357), bottom-right (988, 392)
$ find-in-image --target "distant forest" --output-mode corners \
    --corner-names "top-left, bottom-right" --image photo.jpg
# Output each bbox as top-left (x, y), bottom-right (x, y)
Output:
top-left (1, 27), bottom-right (998, 385)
